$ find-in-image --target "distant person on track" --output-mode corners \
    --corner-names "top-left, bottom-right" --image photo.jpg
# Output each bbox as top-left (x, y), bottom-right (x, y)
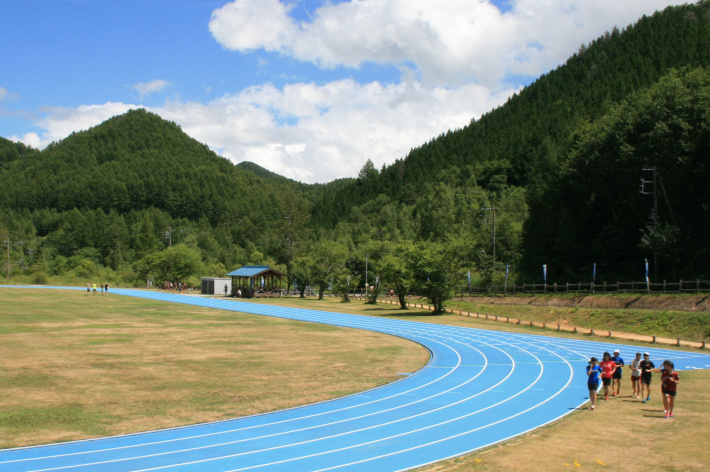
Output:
top-left (92, 283), bottom-right (97, 295)
top-left (104, 282), bottom-right (109, 295)
top-left (586, 356), bottom-right (602, 410)
top-left (656, 360), bottom-right (679, 418)
top-left (639, 352), bottom-right (655, 403)
top-left (611, 349), bottom-right (625, 396)
top-left (599, 351), bottom-right (617, 400)
top-left (86, 282), bottom-right (91, 294)
top-left (630, 352), bottom-right (642, 398)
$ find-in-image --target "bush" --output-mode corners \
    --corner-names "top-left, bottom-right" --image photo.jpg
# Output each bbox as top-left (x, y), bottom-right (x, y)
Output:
top-left (32, 271), bottom-right (49, 285)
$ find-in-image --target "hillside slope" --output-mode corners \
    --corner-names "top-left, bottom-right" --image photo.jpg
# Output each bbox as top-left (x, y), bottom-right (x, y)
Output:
top-left (312, 1), bottom-right (710, 229)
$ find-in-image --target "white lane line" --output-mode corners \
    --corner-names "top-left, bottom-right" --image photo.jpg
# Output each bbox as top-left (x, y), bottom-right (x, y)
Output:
top-left (313, 332), bottom-right (579, 471)
top-left (28, 333), bottom-right (518, 472)
top-left (1, 323), bottom-right (464, 465)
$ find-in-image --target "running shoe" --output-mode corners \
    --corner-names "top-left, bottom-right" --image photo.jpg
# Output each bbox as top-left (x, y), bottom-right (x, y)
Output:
top-left (647, 396), bottom-right (651, 401)
top-left (664, 414), bottom-right (669, 419)
top-left (591, 405), bottom-right (595, 410)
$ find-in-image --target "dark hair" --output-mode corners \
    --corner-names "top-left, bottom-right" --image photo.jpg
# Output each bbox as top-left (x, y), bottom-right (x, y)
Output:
top-left (590, 357), bottom-right (598, 363)
top-left (603, 351), bottom-right (611, 359)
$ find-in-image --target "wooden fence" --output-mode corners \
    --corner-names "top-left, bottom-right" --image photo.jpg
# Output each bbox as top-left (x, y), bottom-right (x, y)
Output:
top-left (457, 279), bottom-right (710, 296)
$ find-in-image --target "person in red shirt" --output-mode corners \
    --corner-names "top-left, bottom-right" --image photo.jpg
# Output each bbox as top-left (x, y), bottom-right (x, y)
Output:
top-left (599, 351), bottom-right (618, 400)
top-left (654, 360), bottom-right (680, 418)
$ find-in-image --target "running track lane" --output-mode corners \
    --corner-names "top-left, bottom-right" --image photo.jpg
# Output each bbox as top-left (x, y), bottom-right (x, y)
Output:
top-left (2, 287), bottom-right (710, 471)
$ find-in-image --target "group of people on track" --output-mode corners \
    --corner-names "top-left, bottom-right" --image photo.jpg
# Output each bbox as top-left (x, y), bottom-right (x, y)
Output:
top-left (86, 282), bottom-right (109, 295)
top-left (586, 350), bottom-right (679, 418)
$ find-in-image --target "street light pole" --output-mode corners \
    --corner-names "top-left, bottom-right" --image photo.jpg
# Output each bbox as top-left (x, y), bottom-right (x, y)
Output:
top-left (482, 207), bottom-right (496, 264)
top-left (2, 236), bottom-right (9, 283)
top-left (365, 253), bottom-right (369, 298)
top-left (284, 217), bottom-right (293, 293)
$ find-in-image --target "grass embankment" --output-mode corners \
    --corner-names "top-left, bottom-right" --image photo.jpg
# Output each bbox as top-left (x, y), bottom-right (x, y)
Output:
top-left (0, 289), bottom-right (428, 449)
top-left (443, 294), bottom-right (710, 343)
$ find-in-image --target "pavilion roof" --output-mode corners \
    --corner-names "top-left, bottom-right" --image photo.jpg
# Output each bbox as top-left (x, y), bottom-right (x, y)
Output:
top-left (227, 265), bottom-right (286, 278)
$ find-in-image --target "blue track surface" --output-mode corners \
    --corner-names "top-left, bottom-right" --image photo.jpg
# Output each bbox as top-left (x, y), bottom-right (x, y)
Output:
top-left (2, 287), bottom-right (710, 471)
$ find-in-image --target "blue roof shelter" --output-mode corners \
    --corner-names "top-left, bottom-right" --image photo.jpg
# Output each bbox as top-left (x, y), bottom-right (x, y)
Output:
top-left (227, 265), bottom-right (286, 298)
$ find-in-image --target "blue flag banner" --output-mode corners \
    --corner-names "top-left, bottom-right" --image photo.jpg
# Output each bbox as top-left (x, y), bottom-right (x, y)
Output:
top-left (505, 265), bottom-right (509, 279)
top-left (593, 263), bottom-right (596, 281)
top-left (543, 264), bottom-right (547, 284)
top-left (467, 271), bottom-right (471, 285)
top-left (645, 258), bottom-right (649, 282)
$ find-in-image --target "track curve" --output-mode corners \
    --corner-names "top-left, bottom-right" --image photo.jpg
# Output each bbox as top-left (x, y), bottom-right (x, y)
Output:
top-left (2, 288), bottom-right (709, 471)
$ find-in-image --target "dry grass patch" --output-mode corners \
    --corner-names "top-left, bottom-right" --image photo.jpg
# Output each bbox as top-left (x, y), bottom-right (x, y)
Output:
top-left (0, 289), bottom-right (428, 449)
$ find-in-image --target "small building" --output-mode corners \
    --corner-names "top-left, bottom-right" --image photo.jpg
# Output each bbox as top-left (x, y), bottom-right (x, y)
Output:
top-left (201, 277), bottom-right (232, 296)
top-left (227, 265), bottom-right (286, 298)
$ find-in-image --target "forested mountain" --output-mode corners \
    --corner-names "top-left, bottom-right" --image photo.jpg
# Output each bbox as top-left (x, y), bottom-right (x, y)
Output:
top-left (310, 0), bottom-right (710, 282)
top-left (0, 110), bottom-right (322, 283)
top-left (0, 109), bottom-right (299, 223)
top-left (1, 1), bottom-right (709, 294)
top-left (313, 1), bottom-right (710, 228)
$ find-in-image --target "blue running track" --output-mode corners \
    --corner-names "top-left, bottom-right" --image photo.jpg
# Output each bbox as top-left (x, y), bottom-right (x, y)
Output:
top-left (2, 287), bottom-right (710, 471)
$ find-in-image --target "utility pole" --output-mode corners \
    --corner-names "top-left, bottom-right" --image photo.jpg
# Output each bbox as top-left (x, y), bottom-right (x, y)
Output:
top-left (482, 207), bottom-right (496, 264)
top-left (284, 217), bottom-right (293, 292)
top-left (640, 168), bottom-right (659, 281)
top-left (365, 253), bottom-right (369, 298)
top-left (2, 236), bottom-right (9, 283)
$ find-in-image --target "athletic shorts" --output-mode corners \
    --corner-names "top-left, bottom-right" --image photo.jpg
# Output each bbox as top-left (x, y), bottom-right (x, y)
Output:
top-left (662, 388), bottom-right (677, 397)
top-left (588, 382), bottom-right (599, 392)
top-left (631, 375), bottom-right (640, 382)
top-left (612, 370), bottom-right (622, 379)
top-left (602, 377), bottom-right (612, 386)
top-left (641, 375), bottom-right (652, 385)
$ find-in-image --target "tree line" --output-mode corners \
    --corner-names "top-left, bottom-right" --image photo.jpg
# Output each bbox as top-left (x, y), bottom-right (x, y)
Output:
top-left (2, 2), bottom-right (710, 311)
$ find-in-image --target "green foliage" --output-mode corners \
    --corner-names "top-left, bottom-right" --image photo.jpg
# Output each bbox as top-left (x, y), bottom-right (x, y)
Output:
top-left (408, 239), bottom-right (468, 313)
top-left (522, 67), bottom-right (710, 280)
top-left (133, 244), bottom-right (202, 286)
top-left (3, 2), bottom-right (710, 288)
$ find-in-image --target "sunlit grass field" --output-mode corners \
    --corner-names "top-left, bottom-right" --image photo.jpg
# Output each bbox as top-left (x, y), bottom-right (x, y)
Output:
top-left (0, 288), bottom-right (428, 449)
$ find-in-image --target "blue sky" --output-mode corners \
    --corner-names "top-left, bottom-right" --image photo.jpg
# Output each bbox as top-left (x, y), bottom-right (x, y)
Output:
top-left (0, 0), bottom-right (686, 183)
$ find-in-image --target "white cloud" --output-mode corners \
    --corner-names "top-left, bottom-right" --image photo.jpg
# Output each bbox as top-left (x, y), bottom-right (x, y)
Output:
top-left (11, 0), bottom-right (689, 183)
top-left (210, 0), bottom-right (687, 87)
top-left (14, 81), bottom-right (510, 183)
top-left (132, 79), bottom-right (171, 100)
top-left (159, 78), bottom-right (512, 182)
top-left (0, 86), bottom-right (19, 102)
top-left (13, 102), bottom-right (134, 149)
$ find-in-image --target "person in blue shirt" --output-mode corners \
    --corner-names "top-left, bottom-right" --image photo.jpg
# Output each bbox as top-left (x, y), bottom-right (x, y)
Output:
top-left (586, 357), bottom-right (602, 410)
top-left (611, 349), bottom-right (625, 396)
